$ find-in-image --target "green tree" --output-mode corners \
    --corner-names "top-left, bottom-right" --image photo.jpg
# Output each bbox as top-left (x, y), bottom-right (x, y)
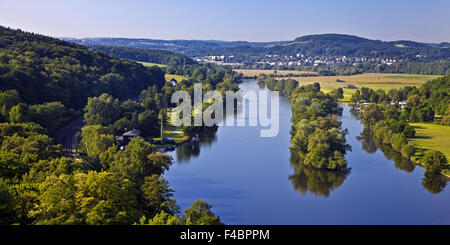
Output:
top-left (28, 102), bottom-right (67, 135)
top-left (362, 104), bottom-right (384, 125)
top-left (330, 88), bottom-right (344, 99)
top-left (422, 150), bottom-right (448, 173)
top-left (110, 137), bottom-right (171, 184)
top-left (81, 125), bottom-right (115, 160)
top-left (140, 174), bottom-right (178, 216)
top-left (401, 144), bottom-right (416, 159)
top-left (0, 90), bottom-right (20, 121)
top-left (141, 211), bottom-right (183, 225)
top-left (0, 179), bottom-right (16, 225)
top-left (138, 110), bottom-right (160, 137)
top-left (29, 174), bottom-right (81, 225)
top-left (184, 200), bottom-right (223, 225)
top-left (74, 171), bottom-right (139, 225)
top-left (9, 103), bottom-right (29, 123)
top-left (84, 94), bottom-right (121, 126)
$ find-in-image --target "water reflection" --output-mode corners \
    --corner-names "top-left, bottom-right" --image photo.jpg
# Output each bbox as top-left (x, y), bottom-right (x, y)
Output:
top-left (357, 127), bottom-right (416, 173)
top-left (355, 114), bottom-right (448, 193)
top-left (175, 126), bottom-right (218, 163)
top-left (289, 153), bottom-right (350, 197)
top-left (422, 172), bottom-right (448, 194)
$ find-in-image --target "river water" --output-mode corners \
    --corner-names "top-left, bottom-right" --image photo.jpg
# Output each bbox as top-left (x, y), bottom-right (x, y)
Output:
top-left (164, 79), bottom-right (450, 224)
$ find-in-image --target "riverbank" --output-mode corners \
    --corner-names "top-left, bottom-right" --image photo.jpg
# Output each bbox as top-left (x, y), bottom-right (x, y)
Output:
top-left (350, 104), bottom-right (450, 180)
top-left (165, 80), bottom-right (450, 224)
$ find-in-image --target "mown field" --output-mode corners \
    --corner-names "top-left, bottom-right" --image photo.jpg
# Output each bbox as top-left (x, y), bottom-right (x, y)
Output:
top-left (237, 70), bottom-right (440, 101)
top-left (409, 123), bottom-right (450, 160)
top-left (137, 61), bottom-right (168, 68)
top-left (165, 74), bottom-right (186, 82)
top-left (137, 61), bottom-right (186, 82)
top-left (234, 69), bottom-right (317, 77)
top-left (288, 73), bottom-right (439, 101)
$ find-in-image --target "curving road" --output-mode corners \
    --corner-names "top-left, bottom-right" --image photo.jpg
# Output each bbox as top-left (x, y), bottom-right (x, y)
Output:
top-left (55, 118), bottom-right (85, 157)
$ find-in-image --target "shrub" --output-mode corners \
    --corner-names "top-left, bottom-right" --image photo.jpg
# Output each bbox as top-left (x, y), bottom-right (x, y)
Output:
top-left (401, 144), bottom-right (416, 159)
top-left (422, 150), bottom-right (448, 173)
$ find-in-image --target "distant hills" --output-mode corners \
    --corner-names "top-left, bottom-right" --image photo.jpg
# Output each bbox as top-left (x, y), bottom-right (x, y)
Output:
top-left (63, 34), bottom-right (450, 62)
top-left (0, 26), bottom-right (166, 109)
top-left (86, 45), bottom-right (196, 66)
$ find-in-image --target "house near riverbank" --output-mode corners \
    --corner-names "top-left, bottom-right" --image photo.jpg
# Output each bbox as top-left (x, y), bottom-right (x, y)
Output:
top-left (115, 129), bottom-right (142, 147)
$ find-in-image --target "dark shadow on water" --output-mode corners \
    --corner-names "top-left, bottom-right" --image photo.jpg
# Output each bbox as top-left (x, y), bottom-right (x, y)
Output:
top-left (289, 153), bottom-right (350, 197)
top-left (175, 126), bottom-right (218, 163)
top-left (356, 117), bottom-right (448, 193)
top-left (422, 172), bottom-right (449, 194)
top-left (358, 127), bottom-right (416, 173)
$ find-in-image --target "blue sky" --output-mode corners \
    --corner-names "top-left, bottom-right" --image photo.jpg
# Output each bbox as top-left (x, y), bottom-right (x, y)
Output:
top-left (0, 0), bottom-right (449, 42)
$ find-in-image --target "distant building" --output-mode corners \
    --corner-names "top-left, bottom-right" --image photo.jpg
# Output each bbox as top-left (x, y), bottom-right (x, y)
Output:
top-left (115, 129), bottom-right (142, 146)
top-left (169, 78), bottom-right (178, 87)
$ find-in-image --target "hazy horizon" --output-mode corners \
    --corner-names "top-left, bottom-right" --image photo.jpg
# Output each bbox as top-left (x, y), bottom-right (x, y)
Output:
top-left (54, 33), bottom-right (449, 44)
top-left (1, 0), bottom-right (449, 43)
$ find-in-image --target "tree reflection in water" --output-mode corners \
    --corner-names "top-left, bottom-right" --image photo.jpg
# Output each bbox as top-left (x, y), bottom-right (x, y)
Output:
top-left (174, 126), bottom-right (218, 163)
top-left (358, 127), bottom-right (416, 172)
top-left (357, 124), bottom-right (448, 193)
top-left (289, 153), bottom-right (350, 197)
top-left (422, 172), bottom-right (448, 194)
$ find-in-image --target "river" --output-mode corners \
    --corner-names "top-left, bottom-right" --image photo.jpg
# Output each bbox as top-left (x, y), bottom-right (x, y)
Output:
top-left (164, 79), bottom-right (450, 225)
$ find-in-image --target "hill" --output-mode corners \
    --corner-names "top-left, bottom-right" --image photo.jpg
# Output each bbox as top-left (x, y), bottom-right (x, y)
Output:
top-left (63, 37), bottom-right (285, 57)
top-left (0, 26), bottom-right (166, 109)
top-left (273, 34), bottom-right (450, 60)
top-left (86, 45), bottom-right (196, 66)
top-left (64, 34), bottom-right (450, 62)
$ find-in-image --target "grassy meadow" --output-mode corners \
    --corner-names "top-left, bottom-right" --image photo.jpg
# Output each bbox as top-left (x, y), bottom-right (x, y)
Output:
top-left (137, 61), bottom-right (186, 82)
top-left (165, 74), bottom-right (186, 82)
top-left (137, 61), bottom-right (168, 68)
top-left (236, 70), bottom-right (440, 101)
top-left (409, 123), bottom-right (450, 160)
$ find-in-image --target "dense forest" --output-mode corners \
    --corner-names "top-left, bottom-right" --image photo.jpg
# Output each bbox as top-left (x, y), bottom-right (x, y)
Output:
top-left (282, 34), bottom-right (450, 61)
top-left (86, 45), bottom-right (196, 66)
top-left (0, 26), bottom-right (166, 109)
top-left (0, 26), bottom-right (231, 225)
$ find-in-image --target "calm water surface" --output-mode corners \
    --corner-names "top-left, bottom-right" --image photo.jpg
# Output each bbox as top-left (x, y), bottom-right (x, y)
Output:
top-left (164, 79), bottom-right (450, 224)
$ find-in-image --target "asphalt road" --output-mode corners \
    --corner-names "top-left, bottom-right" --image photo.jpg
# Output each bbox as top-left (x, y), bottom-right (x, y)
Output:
top-left (55, 118), bottom-right (85, 156)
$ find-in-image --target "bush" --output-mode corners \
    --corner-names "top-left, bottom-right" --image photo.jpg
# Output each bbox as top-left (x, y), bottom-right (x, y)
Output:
top-left (401, 144), bottom-right (416, 159)
top-left (422, 150), bottom-right (448, 173)
top-left (403, 125), bottom-right (416, 138)
top-left (391, 133), bottom-right (407, 152)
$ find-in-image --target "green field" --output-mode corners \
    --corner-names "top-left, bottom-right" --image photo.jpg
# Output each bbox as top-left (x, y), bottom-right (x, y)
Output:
top-left (152, 126), bottom-right (189, 144)
top-left (165, 74), bottom-right (186, 82)
top-left (292, 73), bottom-right (440, 101)
top-left (409, 123), bottom-right (450, 160)
top-left (137, 61), bottom-right (186, 82)
top-left (137, 61), bottom-right (167, 68)
top-left (320, 87), bottom-right (356, 101)
top-left (237, 70), bottom-right (440, 101)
